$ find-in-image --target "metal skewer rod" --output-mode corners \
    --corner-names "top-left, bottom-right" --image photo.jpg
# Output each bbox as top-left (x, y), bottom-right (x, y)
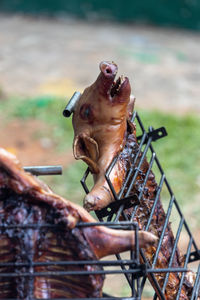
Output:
top-left (23, 165), bottom-right (62, 176)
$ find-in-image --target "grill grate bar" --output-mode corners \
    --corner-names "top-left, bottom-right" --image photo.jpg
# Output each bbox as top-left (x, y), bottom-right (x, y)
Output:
top-left (131, 110), bottom-right (137, 123)
top-left (80, 167), bottom-right (90, 194)
top-left (105, 170), bottom-right (120, 201)
top-left (128, 153), bottom-right (156, 223)
top-left (125, 136), bottom-right (153, 197)
top-left (113, 224), bottom-right (141, 289)
top-left (117, 131), bottom-right (148, 199)
top-left (190, 264), bottom-right (200, 300)
top-left (1, 295), bottom-right (141, 300)
top-left (77, 221), bottom-right (138, 228)
top-left (0, 267), bottom-right (147, 278)
top-left (115, 253), bottom-right (132, 287)
top-left (138, 152), bottom-right (156, 201)
top-left (0, 259), bottom-right (138, 268)
top-left (175, 237), bottom-right (193, 300)
top-left (173, 196), bottom-right (199, 254)
top-left (161, 217), bottom-right (184, 293)
top-left (152, 195), bottom-right (175, 268)
top-left (140, 275), bottom-right (147, 297)
top-left (135, 112), bottom-right (144, 132)
top-left (140, 250), bottom-right (166, 300)
top-left (0, 224), bottom-right (57, 229)
top-left (145, 174), bottom-right (165, 231)
top-left (0, 221), bottom-right (138, 230)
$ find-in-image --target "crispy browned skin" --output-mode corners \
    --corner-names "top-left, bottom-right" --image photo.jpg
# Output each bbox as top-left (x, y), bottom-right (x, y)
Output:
top-left (0, 148), bottom-right (156, 299)
top-left (72, 61), bottom-right (135, 211)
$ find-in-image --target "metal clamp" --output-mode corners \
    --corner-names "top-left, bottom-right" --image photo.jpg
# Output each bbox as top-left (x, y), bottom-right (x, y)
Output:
top-left (187, 250), bottom-right (200, 263)
top-left (137, 126), bottom-right (167, 144)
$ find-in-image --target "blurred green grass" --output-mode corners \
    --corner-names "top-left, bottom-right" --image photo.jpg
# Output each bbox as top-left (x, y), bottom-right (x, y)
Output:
top-left (0, 96), bottom-right (199, 226)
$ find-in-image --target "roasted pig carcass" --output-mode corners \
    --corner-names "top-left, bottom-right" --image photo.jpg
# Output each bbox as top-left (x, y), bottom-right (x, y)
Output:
top-left (72, 61), bottom-right (198, 299)
top-left (0, 148), bottom-right (156, 299)
top-left (72, 61), bottom-right (135, 211)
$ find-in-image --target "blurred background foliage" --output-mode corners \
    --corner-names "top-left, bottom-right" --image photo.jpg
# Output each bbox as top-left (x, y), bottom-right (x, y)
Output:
top-left (0, 0), bottom-right (200, 30)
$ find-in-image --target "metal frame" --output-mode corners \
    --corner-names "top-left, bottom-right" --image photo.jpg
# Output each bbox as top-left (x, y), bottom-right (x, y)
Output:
top-left (0, 221), bottom-right (143, 300)
top-left (2, 110), bottom-right (199, 299)
top-left (81, 111), bottom-right (200, 299)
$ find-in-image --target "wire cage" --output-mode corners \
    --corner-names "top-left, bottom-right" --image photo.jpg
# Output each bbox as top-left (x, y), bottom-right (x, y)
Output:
top-left (0, 220), bottom-right (142, 300)
top-left (81, 111), bottom-right (200, 300)
top-left (0, 111), bottom-right (199, 299)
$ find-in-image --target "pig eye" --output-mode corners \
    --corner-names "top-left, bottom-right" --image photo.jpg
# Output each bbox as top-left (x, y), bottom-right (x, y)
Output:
top-left (84, 107), bottom-right (90, 118)
top-left (80, 104), bottom-right (93, 121)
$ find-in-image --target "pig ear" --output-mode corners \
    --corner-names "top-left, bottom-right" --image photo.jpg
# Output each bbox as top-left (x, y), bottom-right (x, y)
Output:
top-left (73, 134), bottom-right (100, 174)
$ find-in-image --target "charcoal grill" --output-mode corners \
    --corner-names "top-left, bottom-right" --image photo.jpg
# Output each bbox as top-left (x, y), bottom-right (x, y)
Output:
top-left (0, 108), bottom-right (199, 299)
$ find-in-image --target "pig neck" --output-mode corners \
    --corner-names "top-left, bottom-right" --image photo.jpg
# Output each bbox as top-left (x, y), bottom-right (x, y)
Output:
top-left (86, 128), bottom-right (129, 210)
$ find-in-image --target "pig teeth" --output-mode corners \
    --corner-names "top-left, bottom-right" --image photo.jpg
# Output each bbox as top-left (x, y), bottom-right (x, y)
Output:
top-left (115, 76), bottom-right (123, 92)
top-left (120, 75), bottom-right (125, 83)
top-left (110, 75), bottom-right (125, 97)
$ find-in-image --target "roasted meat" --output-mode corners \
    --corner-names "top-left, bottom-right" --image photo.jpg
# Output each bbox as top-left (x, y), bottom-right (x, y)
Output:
top-left (0, 148), bottom-right (156, 299)
top-left (72, 62), bottom-right (198, 299)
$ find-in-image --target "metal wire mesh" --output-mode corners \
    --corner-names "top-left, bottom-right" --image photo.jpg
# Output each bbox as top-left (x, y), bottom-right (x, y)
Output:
top-left (81, 111), bottom-right (200, 299)
top-left (1, 110), bottom-right (199, 299)
top-left (0, 221), bottom-right (142, 300)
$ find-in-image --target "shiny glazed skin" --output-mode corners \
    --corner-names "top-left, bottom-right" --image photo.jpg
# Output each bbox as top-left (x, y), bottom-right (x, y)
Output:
top-left (72, 61), bottom-right (134, 211)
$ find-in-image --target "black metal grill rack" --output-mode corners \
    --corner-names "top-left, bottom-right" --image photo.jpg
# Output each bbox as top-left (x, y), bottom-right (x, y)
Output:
top-left (0, 220), bottom-right (142, 300)
top-left (81, 111), bottom-right (200, 300)
top-left (0, 111), bottom-right (199, 299)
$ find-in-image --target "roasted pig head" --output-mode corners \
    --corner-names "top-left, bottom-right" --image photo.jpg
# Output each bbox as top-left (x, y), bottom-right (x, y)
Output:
top-left (72, 61), bottom-right (135, 211)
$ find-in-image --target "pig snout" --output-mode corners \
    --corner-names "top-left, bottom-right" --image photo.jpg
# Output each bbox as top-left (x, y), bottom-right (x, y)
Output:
top-left (83, 184), bottom-right (113, 211)
top-left (99, 61), bottom-right (118, 78)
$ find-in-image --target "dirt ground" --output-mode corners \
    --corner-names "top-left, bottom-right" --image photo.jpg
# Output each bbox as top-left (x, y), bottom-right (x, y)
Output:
top-left (0, 14), bottom-right (200, 113)
top-left (0, 118), bottom-right (74, 166)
